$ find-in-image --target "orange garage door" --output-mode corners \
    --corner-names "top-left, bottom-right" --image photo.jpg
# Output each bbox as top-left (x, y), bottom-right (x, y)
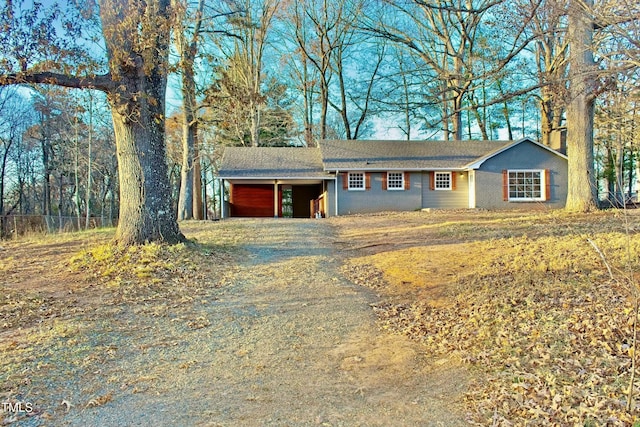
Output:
top-left (230, 184), bottom-right (277, 217)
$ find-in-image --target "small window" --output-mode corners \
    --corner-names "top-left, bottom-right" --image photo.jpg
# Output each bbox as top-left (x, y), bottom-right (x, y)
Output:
top-left (508, 170), bottom-right (545, 201)
top-left (434, 172), bottom-right (452, 190)
top-left (348, 172), bottom-right (365, 190)
top-left (387, 172), bottom-right (405, 190)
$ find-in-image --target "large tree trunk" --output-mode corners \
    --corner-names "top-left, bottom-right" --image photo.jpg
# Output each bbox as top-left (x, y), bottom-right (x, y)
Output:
top-left (174, 0), bottom-right (204, 220)
top-left (109, 75), bottom-right (184, 245)
top-left (175, 22), bottom-right (194, 219)
top-left (98, 0), bottom-right (183, 244)
top-left (565, 0), bottom-right (598, 212)
top-left (565, 91), bottom-right (597, 211)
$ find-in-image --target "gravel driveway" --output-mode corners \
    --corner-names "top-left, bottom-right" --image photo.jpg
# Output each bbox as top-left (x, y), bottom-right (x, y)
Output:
top-left (43, 219), bottom-right (467, 426)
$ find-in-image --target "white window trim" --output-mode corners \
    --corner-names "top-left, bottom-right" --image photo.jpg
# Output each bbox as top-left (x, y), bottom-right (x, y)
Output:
top-left (434, 171), bottom-right (452, 191)
top-left (387, 171), bottom-right (405, 191)
top-left (348, 172), bottom-right (366, 191)
top-left (508, 169), bottom-right (545, 202)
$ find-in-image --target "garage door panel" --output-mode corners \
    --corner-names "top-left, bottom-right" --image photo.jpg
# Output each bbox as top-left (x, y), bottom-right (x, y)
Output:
top-left (230, 184), bottom-right (274, 217)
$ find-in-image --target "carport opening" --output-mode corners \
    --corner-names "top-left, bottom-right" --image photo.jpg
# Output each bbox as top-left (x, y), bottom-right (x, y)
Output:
top-left (229, 182), bottom-right (325, 218)
top-left (288, 184), bottom-right (323, 218)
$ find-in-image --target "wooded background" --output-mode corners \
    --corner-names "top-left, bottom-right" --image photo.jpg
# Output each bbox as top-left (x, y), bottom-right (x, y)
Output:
top-left (0, 0), bottom-right (638, 240)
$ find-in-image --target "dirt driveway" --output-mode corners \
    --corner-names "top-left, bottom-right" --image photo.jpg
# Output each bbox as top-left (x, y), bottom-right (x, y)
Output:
top-left (2, 218), bottom-right (467, 426)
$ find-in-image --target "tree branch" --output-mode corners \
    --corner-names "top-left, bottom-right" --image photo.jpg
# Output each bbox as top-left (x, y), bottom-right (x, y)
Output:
top-left (0, 72), bottom-right (113, 92)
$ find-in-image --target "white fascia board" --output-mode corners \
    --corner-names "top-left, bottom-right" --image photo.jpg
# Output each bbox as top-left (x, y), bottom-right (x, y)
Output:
top-left (218, 176), bottom-right (335, 181)
top-left (324, 167), bottom-right (466, 172)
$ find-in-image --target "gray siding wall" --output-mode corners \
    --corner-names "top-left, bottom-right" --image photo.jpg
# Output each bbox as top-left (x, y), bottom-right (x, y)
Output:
top-left (474, 141), bottom-right (568, 209)
top-left (421, 171), bottom-right (470, 209)
top-left (337, 172), bottom-right (422, 215)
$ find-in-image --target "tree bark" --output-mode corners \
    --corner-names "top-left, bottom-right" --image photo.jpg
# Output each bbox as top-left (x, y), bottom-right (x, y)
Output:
top-left (249, 99), bottom-right (261, 146)
top-left (109, 80), bottom-right (183, 244)
top-left (565, 0), bottom-right (598, 212)
top-left (177, 130), bottom-right (194, 219)
top-left (177, 97), bottom-right (194, 220)
top-left (104, 0), bottom-right (184, 243)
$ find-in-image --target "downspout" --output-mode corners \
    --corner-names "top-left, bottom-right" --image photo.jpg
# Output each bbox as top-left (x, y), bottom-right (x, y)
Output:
top-left (219, 178), bottom-right (225, 219)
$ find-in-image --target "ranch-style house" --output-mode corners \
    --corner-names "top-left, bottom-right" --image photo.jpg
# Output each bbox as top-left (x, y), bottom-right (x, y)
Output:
top-left (217, 138), bottom-right (568, 218)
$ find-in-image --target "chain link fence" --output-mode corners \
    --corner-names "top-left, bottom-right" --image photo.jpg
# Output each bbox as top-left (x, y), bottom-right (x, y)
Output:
top-left (1, 215), bottom-right (117, 238)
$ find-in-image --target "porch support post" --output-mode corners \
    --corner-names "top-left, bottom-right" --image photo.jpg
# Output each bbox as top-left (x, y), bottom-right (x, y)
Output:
top-left (219, 178), bottom-right (225, 219)
top-left (467, 170), bottom-right (476, 209)
top-left (335, 173), bottom-right (339, 216)
top-left (274, 180), bottom-right (279, 218)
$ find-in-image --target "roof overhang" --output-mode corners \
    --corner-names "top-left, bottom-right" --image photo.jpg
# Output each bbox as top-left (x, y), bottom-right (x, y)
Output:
top-left (219, 176), bottom-right (335, 185)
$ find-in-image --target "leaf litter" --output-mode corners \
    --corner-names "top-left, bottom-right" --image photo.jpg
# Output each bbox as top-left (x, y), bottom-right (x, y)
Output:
top-left (4, 211), bottom-right (640, 425)
top-left (338, 210), bottom-right (640, 426)
top-left (1, 226), bottom-right (237, 425)
top-left (2, 218), bottom-right (469, 426)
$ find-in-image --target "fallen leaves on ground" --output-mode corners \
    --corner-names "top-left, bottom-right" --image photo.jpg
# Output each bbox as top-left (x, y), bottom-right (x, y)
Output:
top-left (343, 213), bottom-right (640, 426)
top-left (1, 226), bottom-right (238, 425)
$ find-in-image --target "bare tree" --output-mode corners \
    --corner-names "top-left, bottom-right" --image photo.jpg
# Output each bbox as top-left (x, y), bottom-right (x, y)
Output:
top-left (0, 88), bottom-right (33, 236)
top-left (173, 0), bottom-right (206, 220)
top-left (282, 43), bottom-right (319, 146)
top-left (279, 3), bottom-right (320, 146)
top-left (329, 33), bottom-right (386, 140)
top-left (288, 0), bottom-right (363, 140)
top-left (364, 0), bottom-right (537, 140)
top-left (215, 0), bottom-right (281, 147)
top-left (532, 0), bottom-right (569, 149)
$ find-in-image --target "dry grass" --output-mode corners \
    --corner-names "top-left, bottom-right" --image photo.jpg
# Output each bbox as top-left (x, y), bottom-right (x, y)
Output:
top-left (0, 223), bottom-right (240, 424)
top-left (5, 218), bottom-right (468, 426)
top-left (4, 211), bottom-right (640, 425)
top-left (338, 209), bottom-right (640, 426)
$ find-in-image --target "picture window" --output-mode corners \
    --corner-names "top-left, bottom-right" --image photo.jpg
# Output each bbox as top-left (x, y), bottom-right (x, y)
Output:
top-left (508, 170), bottom-right (544, 201)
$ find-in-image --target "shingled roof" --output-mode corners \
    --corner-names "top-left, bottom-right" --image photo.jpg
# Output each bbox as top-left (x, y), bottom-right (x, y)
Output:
top-left (218, 138), bottom-right (565, 178)
top-left (218, 146), bottom-right (329, 179)
top-left (318, 139), bottom-right (515, 171)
